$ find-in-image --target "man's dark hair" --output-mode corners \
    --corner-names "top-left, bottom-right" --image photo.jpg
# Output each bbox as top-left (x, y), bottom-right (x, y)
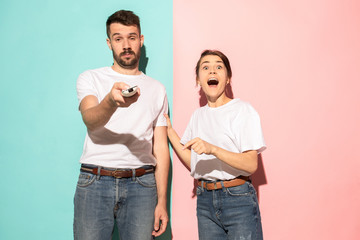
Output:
top-left (106, 10), bottom-right (141, 38)
top-left (195, 49), bottom-right (232, 81)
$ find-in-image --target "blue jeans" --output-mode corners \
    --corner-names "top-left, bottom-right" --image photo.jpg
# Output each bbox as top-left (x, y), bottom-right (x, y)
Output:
top-left (73, 165), bottom-right (157, 240)
top-left (196, 181), bottom-right (263, 240)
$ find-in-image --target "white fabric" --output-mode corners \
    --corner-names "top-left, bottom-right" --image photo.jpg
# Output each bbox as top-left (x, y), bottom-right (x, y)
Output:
top-left (76, 67), bottom-right (168, 168)
top-left (180, 99), bottom-right (266, 180)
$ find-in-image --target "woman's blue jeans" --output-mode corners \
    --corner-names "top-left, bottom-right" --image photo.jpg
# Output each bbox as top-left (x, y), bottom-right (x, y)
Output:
top-left (73, 167), bottom-right (157, 240)
top-left (196, 181), bottom-right (263, 240)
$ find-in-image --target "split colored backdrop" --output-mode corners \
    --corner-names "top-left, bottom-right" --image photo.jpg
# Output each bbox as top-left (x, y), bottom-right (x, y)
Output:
top-left (1, 0), bottom-right (360, 240)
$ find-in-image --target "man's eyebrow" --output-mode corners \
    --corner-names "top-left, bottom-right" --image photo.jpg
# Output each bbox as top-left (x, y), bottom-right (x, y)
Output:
top-left (111, 33), bottom-right (121, 38)
top-left (111, 32), bottom-right (138, 38)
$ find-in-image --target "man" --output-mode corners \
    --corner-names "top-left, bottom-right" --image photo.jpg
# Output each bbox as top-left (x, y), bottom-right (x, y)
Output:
top-left (74, 10), bottom-right (170, 240)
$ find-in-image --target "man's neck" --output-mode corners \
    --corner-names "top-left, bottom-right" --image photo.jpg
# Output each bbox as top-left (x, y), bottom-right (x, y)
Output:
top-left (111, 64), bottom-right (141, 75)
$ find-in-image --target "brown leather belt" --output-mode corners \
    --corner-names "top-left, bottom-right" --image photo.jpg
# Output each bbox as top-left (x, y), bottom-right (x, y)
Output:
top-left (80, 165), bottom-right (155, 178)
top-left (198, 176), bottom-right (250, 190)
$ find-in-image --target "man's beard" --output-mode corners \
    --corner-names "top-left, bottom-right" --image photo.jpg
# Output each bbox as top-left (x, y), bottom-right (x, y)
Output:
top-left (113, 48), bottom-right (141, 70)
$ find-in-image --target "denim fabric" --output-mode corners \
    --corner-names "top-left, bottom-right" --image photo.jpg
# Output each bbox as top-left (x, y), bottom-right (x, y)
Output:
top-left (196, 181), bottom-right (263, 240)
top-left (73, 166), bottom-right (157, 240)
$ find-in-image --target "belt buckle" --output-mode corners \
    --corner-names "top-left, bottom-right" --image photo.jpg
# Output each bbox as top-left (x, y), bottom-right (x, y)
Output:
top-left (112, 170), bottom-right (125, 178)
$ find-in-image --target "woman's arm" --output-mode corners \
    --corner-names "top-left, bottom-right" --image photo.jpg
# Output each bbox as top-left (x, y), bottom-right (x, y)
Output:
top-left (164, 114), bottom-right (191, 169)
top-left (183, 138), bottom-right (258, 175)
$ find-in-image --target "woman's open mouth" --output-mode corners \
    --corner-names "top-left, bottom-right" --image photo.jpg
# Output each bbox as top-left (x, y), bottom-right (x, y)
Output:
top-left (207, 78), bottom-right (219, 86)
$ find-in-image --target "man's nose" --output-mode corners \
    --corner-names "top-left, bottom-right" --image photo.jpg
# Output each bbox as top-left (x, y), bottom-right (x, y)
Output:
top-left (122, 39), bottom-right (130, 49)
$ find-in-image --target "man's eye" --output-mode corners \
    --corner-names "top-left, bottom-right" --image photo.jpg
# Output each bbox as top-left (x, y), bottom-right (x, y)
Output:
top-left (217, 65), bottom-right (222, 69)
top-left (203, 66), bottom-right (209, 70)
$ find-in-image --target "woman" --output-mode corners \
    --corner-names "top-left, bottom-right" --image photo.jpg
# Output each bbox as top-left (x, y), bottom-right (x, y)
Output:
top-left (165, 50), bottom-right (266, 240)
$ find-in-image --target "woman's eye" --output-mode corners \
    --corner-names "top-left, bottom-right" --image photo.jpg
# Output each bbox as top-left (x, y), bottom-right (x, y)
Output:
top-left (217, 65), bottom-right (222, 69)
top-left (203, 66), bottom-right (209, 70)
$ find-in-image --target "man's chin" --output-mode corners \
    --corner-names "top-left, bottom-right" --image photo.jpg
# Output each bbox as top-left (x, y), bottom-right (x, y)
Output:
top-left (116, 58), bottom-right (138, 69)
top-left (120, 64), bottom-right (138, 70)
top-left (119, 62), bottom-right (138, 69)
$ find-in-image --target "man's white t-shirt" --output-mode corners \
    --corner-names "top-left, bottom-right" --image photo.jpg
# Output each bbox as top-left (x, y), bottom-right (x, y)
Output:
top-left (180, 99), bottom-right (266, 180)
top-left (77, 67), bottom-right (168, 168)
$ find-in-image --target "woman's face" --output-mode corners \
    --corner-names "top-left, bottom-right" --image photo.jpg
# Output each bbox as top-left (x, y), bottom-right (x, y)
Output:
top-left (197, 55), bottom-right (230, 101)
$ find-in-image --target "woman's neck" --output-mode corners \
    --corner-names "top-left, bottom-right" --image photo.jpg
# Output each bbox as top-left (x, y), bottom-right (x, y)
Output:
top-left (207, 94), bottom-right (232, 108)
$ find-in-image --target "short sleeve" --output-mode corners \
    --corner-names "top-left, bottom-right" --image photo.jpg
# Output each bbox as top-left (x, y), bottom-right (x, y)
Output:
top-left (237, 107), bottom-right (266, 154)
top-left (76, 71), bottom-right (98, 105)
top-left (180, 115), bottom-right (194, 145)
top-left (153, 90), bottom-right (169, 127)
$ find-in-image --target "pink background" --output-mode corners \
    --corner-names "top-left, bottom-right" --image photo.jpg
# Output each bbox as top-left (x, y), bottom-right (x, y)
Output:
top-left (172, 0), bottom-right (360, 239)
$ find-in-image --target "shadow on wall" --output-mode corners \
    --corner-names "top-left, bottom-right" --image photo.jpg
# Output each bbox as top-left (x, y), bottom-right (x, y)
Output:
top-left (252, 154), bottom-right (267, 202)
top-left (139, 45), bottom-right (148, 74)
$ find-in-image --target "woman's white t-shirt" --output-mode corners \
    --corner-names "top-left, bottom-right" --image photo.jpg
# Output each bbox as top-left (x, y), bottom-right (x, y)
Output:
top-left (180, 99), bottom-right (266, 180)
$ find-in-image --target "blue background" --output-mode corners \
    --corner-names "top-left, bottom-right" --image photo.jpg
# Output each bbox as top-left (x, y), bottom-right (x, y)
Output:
top-left (0, 0), bottom-right (173, 239)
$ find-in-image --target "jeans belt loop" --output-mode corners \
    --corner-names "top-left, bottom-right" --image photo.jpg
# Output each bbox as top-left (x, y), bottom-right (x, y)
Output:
top-left (214, 180), bottom-right (218, 190)
top-left (220, 181), bottom-right (226, 192)
top-left (201, 181), bottom-right (205, 192)
top-left (132, 169), bottom-right (136, 181)
top-left (96, 166), bottom-right (101, 180)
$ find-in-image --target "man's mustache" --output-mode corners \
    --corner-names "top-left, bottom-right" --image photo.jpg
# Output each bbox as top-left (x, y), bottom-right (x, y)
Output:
top-left (120, 49), bottom-right (135, 56)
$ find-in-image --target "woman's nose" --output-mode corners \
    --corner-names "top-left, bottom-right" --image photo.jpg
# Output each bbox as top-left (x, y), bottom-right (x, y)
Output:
top-left (210, 66), bottom-right (217, 74)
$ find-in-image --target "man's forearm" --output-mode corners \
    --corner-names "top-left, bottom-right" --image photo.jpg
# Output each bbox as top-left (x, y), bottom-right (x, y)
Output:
top-left (152, 140), bottom-right (170, 236)
top-left (155, 158), bottom-right (169, 204)
top-left (153, 126), bottom-right (170, 204)
top-left (81, 94), bottom-right (117, 131)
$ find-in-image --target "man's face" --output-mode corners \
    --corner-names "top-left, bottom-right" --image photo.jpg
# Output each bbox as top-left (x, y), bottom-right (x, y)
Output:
top-left (107, 23), bottom-right (143, 70)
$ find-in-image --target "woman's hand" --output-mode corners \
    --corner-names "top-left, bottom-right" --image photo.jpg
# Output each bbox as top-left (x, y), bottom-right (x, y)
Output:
top-left (163, 113), bottom-right (174, 135)
top-left (162, 113), bottom-right (191, 169)
top-left (183, 137), bottom-right (215, 155)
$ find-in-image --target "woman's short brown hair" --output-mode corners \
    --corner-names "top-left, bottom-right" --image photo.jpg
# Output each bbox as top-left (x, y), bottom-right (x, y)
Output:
top-left (195, 50), bottom-right (232, 80)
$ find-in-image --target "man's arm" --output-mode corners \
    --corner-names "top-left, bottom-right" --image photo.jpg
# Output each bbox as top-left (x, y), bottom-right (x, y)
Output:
top-left (152, 126), bottom-right (170, 237)
top-left (80, 82), bottom-right (139, 131)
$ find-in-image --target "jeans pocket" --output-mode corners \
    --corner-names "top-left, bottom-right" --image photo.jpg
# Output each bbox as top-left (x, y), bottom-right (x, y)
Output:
top-left (77, 172), bottom-right (96, 188)
top-left (136, 173), bottom-right (156, 188)
top-left (226, 182), bottom-right (252, 196)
